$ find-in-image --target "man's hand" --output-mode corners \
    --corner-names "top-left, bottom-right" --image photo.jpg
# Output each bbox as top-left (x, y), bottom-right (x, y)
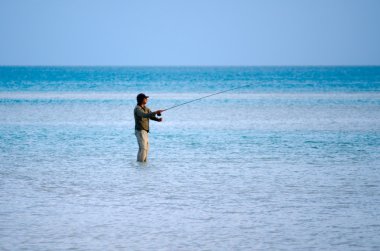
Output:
top-left (154, 110), bottom-right (165, 116)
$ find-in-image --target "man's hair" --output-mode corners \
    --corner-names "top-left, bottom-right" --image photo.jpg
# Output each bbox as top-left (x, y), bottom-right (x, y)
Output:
top-left (136, 93), bottom-right (148, 104)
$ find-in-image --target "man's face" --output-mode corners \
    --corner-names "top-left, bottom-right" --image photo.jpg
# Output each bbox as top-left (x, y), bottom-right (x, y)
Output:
top-left (142, 98), bottom-right (148, 105)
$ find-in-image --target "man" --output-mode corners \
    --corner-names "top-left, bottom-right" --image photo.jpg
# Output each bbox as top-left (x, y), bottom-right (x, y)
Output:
top-left (134, 93), bottom-right (164, 162)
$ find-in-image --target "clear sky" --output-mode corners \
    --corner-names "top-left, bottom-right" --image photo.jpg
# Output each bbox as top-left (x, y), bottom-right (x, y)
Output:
top-left (0, 0), bottom-right (379, 66)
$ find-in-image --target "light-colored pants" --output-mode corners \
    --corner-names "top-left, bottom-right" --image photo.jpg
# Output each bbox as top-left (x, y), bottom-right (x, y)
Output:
top-left (135, 130), bottom-right (149, 162)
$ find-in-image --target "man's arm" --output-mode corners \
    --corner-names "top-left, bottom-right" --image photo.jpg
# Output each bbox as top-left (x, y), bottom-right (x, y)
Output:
top-left (149, 114), bottom-right (160, 121)
top-left (135, 106), bottom-right (164, 119)
top-left (135, 106), bottom-right (156, 118)
top-left (148, 108), bottom-right (162, 121)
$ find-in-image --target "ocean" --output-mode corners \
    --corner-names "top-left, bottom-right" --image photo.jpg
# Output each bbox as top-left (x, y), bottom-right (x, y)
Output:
top-left (1, 66), bottom-right (380, 250)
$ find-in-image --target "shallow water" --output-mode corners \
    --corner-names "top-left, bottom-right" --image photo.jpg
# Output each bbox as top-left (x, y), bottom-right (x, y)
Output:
top-left (1, 67), bottom-right (380, 250)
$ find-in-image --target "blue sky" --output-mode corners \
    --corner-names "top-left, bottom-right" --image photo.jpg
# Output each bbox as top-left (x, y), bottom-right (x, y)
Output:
top-left (0, 0), bottom-right (379, 66)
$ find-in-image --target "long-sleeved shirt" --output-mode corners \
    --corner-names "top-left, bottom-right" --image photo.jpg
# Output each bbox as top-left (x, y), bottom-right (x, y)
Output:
top-left (134, 105), bottom-right (159, 132)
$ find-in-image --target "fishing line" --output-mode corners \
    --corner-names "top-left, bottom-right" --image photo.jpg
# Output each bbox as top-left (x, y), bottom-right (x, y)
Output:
top-left (160, 83), bottom-right (254, 113)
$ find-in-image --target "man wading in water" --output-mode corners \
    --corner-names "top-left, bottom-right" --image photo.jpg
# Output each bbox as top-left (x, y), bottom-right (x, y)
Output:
top-left (134, 93), bottom-right (164, 162)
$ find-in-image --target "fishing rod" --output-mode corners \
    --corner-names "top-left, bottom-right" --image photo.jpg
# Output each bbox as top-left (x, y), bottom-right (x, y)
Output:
top-left (159, 83), bottom-right (254, 114)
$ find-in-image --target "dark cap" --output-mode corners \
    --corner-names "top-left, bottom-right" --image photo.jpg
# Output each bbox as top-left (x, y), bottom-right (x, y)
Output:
top-left (136, 93), bottom-right (149, 103)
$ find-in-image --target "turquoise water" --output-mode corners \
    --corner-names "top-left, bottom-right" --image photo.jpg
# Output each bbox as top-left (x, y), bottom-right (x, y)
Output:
top-left (1, 67), bottom-right (380, 250)
top-left (1, 66), bottom-right (380, 93)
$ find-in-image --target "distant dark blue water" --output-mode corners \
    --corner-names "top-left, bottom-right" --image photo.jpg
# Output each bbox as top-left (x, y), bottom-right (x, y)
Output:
top-left (1, 67), bottom-right (380, 250)
top-left (1, 66), bottom-right (380, 92)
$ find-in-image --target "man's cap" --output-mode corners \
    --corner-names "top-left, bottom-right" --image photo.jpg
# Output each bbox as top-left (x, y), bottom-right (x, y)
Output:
top-left (137, 93), bottom-right (149, 102)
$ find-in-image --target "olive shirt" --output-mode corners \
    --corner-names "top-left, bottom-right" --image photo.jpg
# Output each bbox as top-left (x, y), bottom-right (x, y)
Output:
top-left (134, 105), bottom-right (160, 132)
